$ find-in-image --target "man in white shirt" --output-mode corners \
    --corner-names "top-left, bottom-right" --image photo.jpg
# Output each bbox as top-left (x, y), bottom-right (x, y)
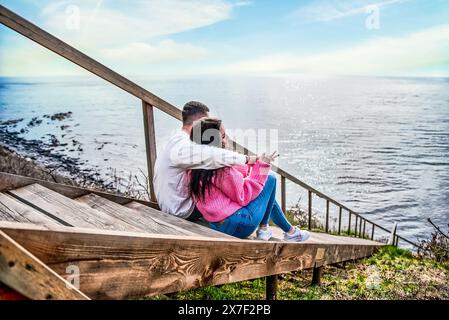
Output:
top-left (153, 101), bottom-right (252, 220)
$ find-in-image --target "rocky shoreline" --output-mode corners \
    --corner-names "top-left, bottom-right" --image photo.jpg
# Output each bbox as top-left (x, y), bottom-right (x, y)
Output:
top-left (0, 112), bottom-right (109, 188)
top-left (0, 111), bottom-right (150, 200)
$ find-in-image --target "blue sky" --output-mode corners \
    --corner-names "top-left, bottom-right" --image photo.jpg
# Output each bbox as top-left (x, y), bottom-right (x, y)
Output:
top-left (1, 0), bottom-right (449, 77)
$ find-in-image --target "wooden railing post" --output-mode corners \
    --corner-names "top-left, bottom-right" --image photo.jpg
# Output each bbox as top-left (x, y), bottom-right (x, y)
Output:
top-left (371, 224), bottom-right (375, 240)
top-left (266, 275), bottom-right (278, 300)
top-left (348, 212), bottom-right (352, 235)
top-left (362, 219), bottom-right (366, 238)
top-left (142, 101), bottom-right (157, 202)
top-left (338, 207), bottom-right (342, 235)
top-left (311, 266), bottom-right (323, 286)
top-left (308, 190), bottom-right (312, 230)
top-left (281, 176), bottom-right (286, 214)
top-left (359, 219), bottom-right (363, 238)
top-left (354, 215), bottom-right (358, 237)
top-left (388, 223), bottom-right (398, 245)
top-left (325, 200), bottom-right (330, 233)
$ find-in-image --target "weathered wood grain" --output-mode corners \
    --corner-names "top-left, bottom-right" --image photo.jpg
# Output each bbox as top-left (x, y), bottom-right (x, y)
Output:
top-left (0, 230), bottom-right (89, 300)
top-left (9, 184), bottom-right (143, 232)
top-left (125, 201), bottom-right (235, 239)
top-left (0, 222), bottom-right (381, 300)
top-left (0, 172), bottom-right (158, 209)
top-left (75, 194), bottom-right (200, 236)
top-left (0, 193), bottom-right (62, 227)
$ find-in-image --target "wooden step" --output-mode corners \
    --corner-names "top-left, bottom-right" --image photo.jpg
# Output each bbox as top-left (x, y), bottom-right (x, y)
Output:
top-left (0, 229), bottom-right (89, 300)
top-left (0, 221), bottom-right (382, 299)
top-left (125, 201), bottom-right (235, 239)
top-left (8, 184), bottom-right (142, 232)
top-left (75, 193), bottom-right (201, 237)
top-left (0, 193), bottom-right (62, 228)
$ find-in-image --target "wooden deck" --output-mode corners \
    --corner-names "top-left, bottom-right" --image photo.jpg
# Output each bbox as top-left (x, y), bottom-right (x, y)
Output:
top-left (0, 172), bottom-right (382, 299)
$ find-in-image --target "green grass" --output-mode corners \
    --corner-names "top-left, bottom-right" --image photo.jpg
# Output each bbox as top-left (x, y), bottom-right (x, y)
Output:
top-left (148, 246), bottom-right (449, 300)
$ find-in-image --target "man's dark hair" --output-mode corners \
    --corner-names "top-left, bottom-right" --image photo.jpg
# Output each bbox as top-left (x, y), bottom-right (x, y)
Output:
top-left (182, 101), bottom-right (210, 125)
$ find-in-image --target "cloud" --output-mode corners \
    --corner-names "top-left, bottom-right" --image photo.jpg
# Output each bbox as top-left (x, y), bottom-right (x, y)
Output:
top-left (0, 38), bottom-right (89, 76)
top-left (101, 40), bottom-right (207, 64)
top-left (234, 1), bottom-right (253, 7)
top-left (290, 0), bottom-right (408, 23)
top-left (216, 24), bottom-right (449, 76)
top-left (41, 0), bottom-right (236, 47)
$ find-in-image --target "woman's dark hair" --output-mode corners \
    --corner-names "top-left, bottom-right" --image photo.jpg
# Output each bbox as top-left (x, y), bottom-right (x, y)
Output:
top-left (189, 118), bottom-right (223, 201)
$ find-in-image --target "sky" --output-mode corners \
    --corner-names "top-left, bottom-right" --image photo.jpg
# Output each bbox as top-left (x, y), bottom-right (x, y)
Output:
top-left (1, 0), bottom-right (449, 77)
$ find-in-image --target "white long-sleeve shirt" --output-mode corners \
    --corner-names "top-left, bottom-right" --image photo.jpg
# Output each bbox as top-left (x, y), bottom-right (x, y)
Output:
top-left (153, 131), bottom-right (247, 218)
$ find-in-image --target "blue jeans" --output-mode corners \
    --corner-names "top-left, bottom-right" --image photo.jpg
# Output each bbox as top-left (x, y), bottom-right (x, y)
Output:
top-left (209, 175), bottom-right (292, 239)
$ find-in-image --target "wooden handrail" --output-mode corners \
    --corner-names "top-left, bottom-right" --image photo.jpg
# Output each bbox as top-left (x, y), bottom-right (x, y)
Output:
top-left (0, 4), bottom-right (419, 249)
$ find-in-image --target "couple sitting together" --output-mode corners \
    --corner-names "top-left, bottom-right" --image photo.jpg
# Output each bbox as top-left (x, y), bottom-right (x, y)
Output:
top-left (153, 101), bottom-right (310, 242)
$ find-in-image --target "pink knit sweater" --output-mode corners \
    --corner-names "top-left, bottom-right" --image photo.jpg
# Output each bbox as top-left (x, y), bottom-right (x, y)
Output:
top-left (193, 160), bottom-right (271, 222)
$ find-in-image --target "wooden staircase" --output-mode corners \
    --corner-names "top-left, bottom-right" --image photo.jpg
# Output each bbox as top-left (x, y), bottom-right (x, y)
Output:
top-left (0, 172), bottom-right (382, 300)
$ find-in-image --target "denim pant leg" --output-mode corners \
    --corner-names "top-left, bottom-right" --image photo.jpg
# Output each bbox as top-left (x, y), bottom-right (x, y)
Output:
top-left (268, 201), bottom-right (293, 232)
top-left (209, 176), bottom-right (277, 239)
top-left (252, 175), bottom-right (292, 232)
top-left (209, 175), bottom-right (292, 238)
top-left (209, 207), bottom-right (262, 238)
top-left (244, 175), bottom-right (277, 224)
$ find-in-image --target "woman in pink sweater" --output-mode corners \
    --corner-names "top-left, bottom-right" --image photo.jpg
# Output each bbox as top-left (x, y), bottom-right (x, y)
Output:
top-left (189, 118), bottom-right (310, 241)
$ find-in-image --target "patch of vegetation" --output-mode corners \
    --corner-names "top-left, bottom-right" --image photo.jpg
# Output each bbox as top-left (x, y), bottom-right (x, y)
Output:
top-left (284, 200), bottom-right (323, 230)
top-left (149, 246), bottom-right (449, 300)
top-left (418, 219), bottom-right (449, 264)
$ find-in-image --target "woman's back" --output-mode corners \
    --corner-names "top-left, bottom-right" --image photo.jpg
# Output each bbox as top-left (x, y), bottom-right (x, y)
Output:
top-left (193, 160), bottom-right (270, 222)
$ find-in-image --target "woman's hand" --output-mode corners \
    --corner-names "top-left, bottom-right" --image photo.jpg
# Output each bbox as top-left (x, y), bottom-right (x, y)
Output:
top-left (259, 151), bottom-right (279, 164)
top-left (245, 155), bottom-right (258, 164)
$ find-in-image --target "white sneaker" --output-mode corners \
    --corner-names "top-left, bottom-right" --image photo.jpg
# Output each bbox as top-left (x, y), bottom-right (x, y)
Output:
top-left (256, 227), bottom-right (273, 241)
top-left (284, 227), bottom-right (310, 242)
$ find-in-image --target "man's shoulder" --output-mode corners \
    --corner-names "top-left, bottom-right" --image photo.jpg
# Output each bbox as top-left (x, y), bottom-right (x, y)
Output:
top-left (168, 131), bottom-right (189, 143)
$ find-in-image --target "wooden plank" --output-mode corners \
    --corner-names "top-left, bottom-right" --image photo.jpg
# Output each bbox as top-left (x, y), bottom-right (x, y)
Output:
top-left (75, 194), bottom-right (200, 236)
top-left (0, 193), bottom-right (62, 227)
top-left (0, 230), bottom-right (89, 300)
top-left (0, 222), bottom-right (382, 300)
top-left (9, 184), bottom-right (143, 232)
top-left (0, 172), bottom-right (158, 209)
top-left (125, 201), bottom-right (236, 239)
top-left (142, 101), bottom-right (157, 202)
